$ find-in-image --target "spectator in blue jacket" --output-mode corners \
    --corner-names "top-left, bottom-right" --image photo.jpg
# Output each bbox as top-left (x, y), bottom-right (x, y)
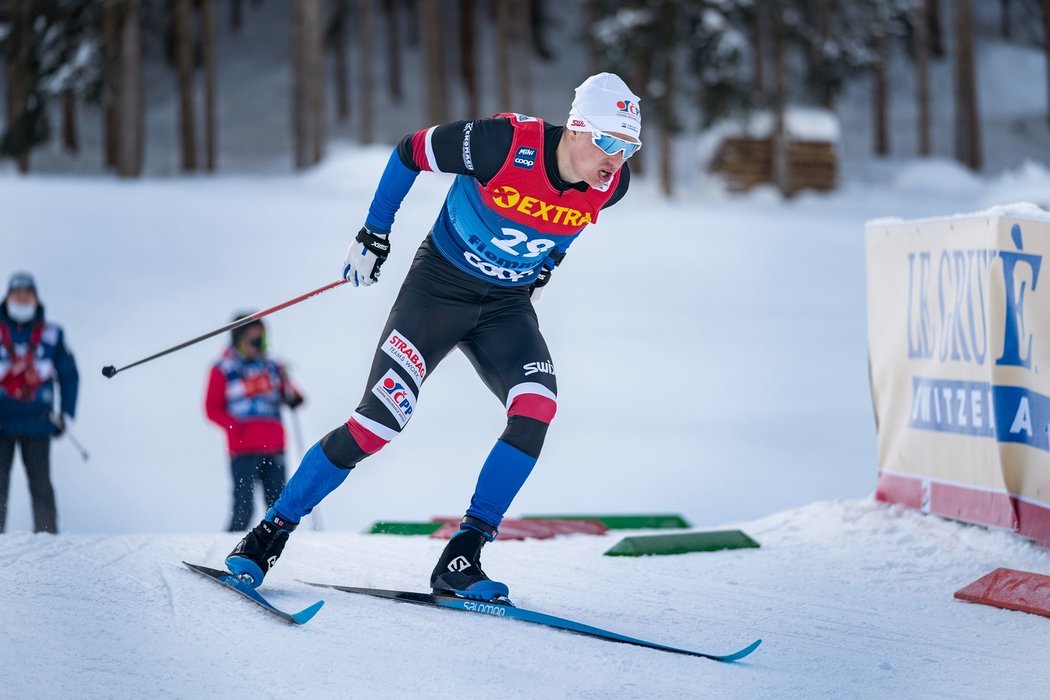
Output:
top-left (0, 272), bottom-right (79, 533)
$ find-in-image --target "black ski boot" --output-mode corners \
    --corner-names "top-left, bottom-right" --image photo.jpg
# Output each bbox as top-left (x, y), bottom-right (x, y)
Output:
top-left (430, 516), bottom-right (510, 601)
top-left (225, 508), bottom-right (297, 588)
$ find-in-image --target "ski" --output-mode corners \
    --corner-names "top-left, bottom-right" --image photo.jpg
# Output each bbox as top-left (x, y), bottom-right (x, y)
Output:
top-left (184, 562), bottom-right (324, 625)
top-left (300, 582), bottom-right (760, 662)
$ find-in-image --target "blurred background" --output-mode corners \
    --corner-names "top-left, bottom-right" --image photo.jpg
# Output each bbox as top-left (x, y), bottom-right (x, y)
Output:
top-left (1, 0), bottom-right (1046, 191)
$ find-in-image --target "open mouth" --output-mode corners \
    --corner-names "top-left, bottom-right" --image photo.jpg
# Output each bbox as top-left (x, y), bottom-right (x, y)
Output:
top-left (597, 168), bottom-right (613, 183)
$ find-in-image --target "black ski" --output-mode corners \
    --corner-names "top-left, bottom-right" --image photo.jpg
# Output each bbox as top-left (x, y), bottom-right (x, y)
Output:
top-left (301, 581), bottom-right (760, 662)
top-left (184, 562), bottom-right (324, 625)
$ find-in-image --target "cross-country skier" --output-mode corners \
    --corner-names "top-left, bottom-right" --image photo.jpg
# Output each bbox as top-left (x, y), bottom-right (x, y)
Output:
top-left (226, 73), bottom-right (641, 601)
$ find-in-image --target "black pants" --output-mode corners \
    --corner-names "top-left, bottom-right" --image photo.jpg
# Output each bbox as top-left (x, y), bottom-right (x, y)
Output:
top-left (321, 237), bottom-right (558, 468)
top-left (0, 434), bottom-right (57, 533)
top-left (228, 452), bottom-right (286, 531)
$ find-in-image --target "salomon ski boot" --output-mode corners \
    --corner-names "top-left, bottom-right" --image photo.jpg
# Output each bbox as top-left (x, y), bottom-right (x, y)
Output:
top-left (225, 508), bottom-right (297, 588)
top-left (430, 516), bottom-right (510, 601)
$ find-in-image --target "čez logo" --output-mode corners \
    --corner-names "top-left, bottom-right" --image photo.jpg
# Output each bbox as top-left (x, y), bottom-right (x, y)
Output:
top-left (513, 146), bottom-right (536, 169)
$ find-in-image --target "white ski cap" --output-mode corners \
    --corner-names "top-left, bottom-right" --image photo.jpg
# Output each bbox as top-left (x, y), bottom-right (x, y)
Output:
top-left (566, 72), bottom-right (642, 140)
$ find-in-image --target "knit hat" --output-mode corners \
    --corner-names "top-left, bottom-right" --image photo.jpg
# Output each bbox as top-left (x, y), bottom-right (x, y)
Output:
top-left (566, 73), bottom-right (642, 140)
top-left (230, 310), bottom-right (264, 347)
top-left (6, 271), bottom-right (37, 297)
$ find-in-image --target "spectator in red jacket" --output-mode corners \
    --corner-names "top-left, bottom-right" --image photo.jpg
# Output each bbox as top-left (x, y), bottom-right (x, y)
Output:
top-left (205, 314), bottom-right (303, 531)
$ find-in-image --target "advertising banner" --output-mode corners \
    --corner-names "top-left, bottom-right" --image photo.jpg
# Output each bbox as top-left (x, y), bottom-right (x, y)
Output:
top-left (866, 205), bottom-right (1050, 546)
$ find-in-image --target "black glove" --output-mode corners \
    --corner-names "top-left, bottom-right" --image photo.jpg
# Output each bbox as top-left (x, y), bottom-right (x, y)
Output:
top-left (51, 413), bottom-right (66, 437)
top-left (284, 393), bottom-right (304, 410)
top-left (529, 251), bottom-right (566, 301)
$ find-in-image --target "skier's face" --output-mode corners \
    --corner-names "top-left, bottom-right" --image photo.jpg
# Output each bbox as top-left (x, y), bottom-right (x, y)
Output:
top-left (561, 129), bottom-right (632, 190)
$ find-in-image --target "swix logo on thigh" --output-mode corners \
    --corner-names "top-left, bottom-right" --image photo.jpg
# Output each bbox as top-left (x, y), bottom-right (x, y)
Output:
top-left (464, 252), bottom-right (537, 283)
top-left (523, 360), bottom-right (555, 376)
top-left (372, 369), bottom-right (416, 428)
top-left (382, 329), bottom-right (426, 387)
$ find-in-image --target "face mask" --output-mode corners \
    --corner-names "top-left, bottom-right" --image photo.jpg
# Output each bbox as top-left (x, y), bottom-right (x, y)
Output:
top-left (6, 300), bottom-right (36, 323)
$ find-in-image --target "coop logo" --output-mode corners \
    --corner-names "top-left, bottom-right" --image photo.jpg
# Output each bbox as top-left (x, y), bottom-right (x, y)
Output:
top-left (617, 99), bottom-right (640, 118)
top-left (905, 224), bottom-right (1040, 368)
top-left (488, 186), bottom-right (593, 227)
top-left (382, 329), bottom-right (426, 387)
top-left (513, 146), bottom-right (536, 169)
top-left (464, 252), bottom-right (536, 282)
top-left (372, 369), bottom-right (416, 428)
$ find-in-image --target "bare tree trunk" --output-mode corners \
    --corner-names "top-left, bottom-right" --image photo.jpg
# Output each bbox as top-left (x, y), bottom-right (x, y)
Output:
top-left (230, 0), bottom-right (242, 33)
top-left (749, 7), bottom-right (765, 102)
top-left (658, 9), bottom-right (674, 198)
top-left (813, 0), bottom-right (832, 108)
top-left (515, 0), bottom-right (534, 115)
top-left (586, 2), bottom-right (602, 75)
top-left (62, 92), bottom-right (78, 154)
top-left (5, 0), bottom-right (33, 173)
top-left (101, 1), bottom-right (119, 169)
top-left (117, 0), bottom-right (144, 178)
top-left (333, 0), bottom-right (350, 122)
top-left (770, 0), bottom-right (791, 197)
top-left (873, 27), bottom-right (889, 156)
top-left (357, 0), bottom-right (374, 143)
top-left (460, 0), bottom-right (479, 116)
top-left (420, 0), bottom-right (447, 123)
top-left (292, 1), bottom-right (307, 168)
top-left (953, 0), bottom-right (981, 171)
top-left (174, 0), bottom-right (197, 171)
top-left (928, 0), bottom-right (945, 58)
top-left (496, 0), bottom-right (512, 110)
top-left (292, 0), bottom-right (325, 168)
top-left (308, 0), bottom-right (325, 165)
top-left (914, 0), bottom-right (931, 155)
top-left (202, 0), bottom-right (217, 171)
top-left (385, 0), bottom-right (403, 102)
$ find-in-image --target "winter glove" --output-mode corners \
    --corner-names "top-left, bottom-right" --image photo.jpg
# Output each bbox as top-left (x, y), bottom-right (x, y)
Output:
top-left (343, 225), bottom-right (391, 287)
top-left (528, 251), bottom-right (566, 302)
top-left (50, 413), bottom-right (69, 438)
top-left (284, 392), bottom-right (304, 410)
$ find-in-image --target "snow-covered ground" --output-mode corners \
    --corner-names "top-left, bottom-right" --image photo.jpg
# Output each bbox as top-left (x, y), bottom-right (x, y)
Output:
top-left (4, 499), bottom-right (1050, 698)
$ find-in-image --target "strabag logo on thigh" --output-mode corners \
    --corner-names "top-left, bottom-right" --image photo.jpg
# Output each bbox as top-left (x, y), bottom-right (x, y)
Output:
top-left (372, 369), bottom-right (416, 428)
top-left (382, 329), bottom-right (426, 387)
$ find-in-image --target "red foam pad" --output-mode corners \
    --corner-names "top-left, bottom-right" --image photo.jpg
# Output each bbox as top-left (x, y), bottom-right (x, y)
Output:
top-left (954, 567), bottom-right (1050, 618)
top-left (430, 517), bottom-right (607, 541)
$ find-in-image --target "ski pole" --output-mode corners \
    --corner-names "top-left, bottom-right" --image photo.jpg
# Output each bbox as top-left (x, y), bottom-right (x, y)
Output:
top-left (65, 428), bottom-right (90, 462)
top-left (52, 414), bottom-right (89, 462)
top-left (289, 406), bottom-right (323, 532)
top-left (102, 279), bottom-right (348, 378)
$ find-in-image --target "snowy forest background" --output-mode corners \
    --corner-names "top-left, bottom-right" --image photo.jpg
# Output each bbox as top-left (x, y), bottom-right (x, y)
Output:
top-left (2, 0), bottom-right (1048, 189)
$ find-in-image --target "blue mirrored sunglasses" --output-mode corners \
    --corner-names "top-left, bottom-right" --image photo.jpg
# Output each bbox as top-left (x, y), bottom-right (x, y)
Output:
top-left (591, 130), bottom-right (642, 159)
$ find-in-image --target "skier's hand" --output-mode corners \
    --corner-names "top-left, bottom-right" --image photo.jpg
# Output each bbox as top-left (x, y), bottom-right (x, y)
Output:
top-left (284, 391), bottom-right (304, 410)
top-left (529, 265), bottom-right (554, 302)
top-left (529, 251), bottom-right (566, 302)
top-left (50, 413), bottom-right (68, 438)
top-left (343, 226), bottom-right (391, 287)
